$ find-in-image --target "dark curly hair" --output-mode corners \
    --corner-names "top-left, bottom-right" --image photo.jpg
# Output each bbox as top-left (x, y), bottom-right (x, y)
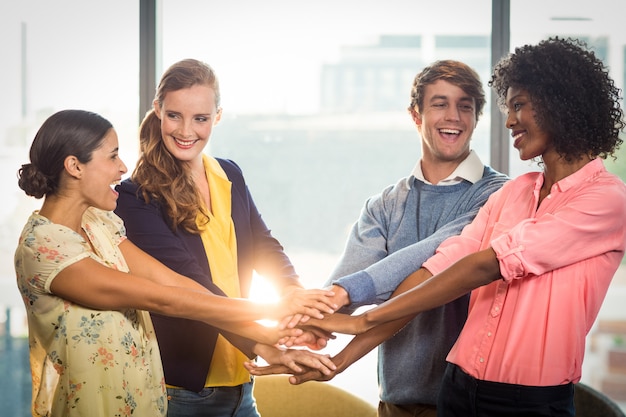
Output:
top-left (489, 37), bottom-right (624, 161)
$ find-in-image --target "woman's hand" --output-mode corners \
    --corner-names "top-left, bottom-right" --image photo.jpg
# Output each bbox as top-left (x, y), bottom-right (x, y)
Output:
top-left (278, 324), bottom-right (336, 350)
top-left (278, 313), bottom-right (310, 330)
top-left (289, 312), bottom-right (367, 336)
top-left (250, 344), bottom-right (337, 376)
top-left (250, 323), bottom-right (304, 346)
top-left (244, 359), bottom-right (338, 385)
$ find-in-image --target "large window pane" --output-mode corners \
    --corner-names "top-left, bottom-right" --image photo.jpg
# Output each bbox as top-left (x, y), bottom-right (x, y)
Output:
top-left (160, 0), bottom-right (491, 403)
top-left (510, 1), bottom-right (626, 409)
top-left (509, 1), bottom-right (626, 178)
top-left (0, 2), bottom-right (139, 415)
top-left (3, 1), bottom-right (623, 413)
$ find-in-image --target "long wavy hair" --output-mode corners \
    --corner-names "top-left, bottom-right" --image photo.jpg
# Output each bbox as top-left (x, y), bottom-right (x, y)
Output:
top-left (131, 59), bottom-right (220, 233)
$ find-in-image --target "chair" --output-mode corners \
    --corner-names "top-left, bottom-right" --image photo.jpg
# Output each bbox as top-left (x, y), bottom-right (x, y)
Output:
top-left (574, 382), bottom-right (626, 417)
top-left (253, 375), bottom-right (377, 417)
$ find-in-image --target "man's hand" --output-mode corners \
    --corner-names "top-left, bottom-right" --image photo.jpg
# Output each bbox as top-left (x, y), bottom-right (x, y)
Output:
top-left (278, 287), bottom-right (338, 320)
top-left (278, 325), bottom-right (336, 350)
top-left (327, 284), bottom-right (350, 309)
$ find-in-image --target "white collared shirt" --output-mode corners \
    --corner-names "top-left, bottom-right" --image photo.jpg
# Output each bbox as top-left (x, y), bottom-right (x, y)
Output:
top-left (412, 150), bottom-right (484, 185)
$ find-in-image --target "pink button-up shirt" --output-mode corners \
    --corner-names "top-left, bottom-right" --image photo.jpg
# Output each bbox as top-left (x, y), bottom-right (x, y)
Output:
top-left (423, 158), bottom-right (626, 386)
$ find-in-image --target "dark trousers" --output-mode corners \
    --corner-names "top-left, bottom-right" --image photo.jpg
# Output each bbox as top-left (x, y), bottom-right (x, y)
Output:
top-left (437, 363), bottom-right (575, 417)
top-left (378, 401), bottom-right (437, 417)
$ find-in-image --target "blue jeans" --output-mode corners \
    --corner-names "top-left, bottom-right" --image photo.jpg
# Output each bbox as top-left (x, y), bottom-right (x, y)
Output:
top-left (166, 381), bottom-right (260, 417)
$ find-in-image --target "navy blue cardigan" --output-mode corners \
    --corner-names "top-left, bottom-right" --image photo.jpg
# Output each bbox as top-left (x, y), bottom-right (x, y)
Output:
top-left (114, 158), bottom-right (299, 392)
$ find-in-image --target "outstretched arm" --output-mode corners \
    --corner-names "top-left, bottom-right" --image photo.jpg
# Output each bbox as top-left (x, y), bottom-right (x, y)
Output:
top-left (120, 239), bottom-right (337, 318)
top-left (326, 171), bottom-right (507, 310)
top-left (361, 248), bottom-right (499, 329)
top-left (247, 248), bottom-right (500, 382)
top-left (252, 343), bottom-right (336, 377)
top-left (289, 248), bottom-right (500, 336)
top-left (331, 210), bottom-right (489, 308)
top-left (246, 268), bottom-right (431, 382)
top-left (49, 244), bottom-right (335, 346)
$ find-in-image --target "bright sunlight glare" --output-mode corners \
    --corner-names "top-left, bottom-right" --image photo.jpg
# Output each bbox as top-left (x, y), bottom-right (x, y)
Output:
top-left (250, 272), bottom-right (280, 328)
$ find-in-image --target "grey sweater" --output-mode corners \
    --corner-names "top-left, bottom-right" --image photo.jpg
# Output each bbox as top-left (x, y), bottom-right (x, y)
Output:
top-left (326, 165), bottom-right (508, 405)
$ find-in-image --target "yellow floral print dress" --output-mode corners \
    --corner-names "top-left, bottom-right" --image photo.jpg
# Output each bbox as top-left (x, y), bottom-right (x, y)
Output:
top-left (14, 208), bottom-right (166, 417)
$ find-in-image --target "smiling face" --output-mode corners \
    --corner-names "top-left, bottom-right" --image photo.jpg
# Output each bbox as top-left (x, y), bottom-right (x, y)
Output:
top-left (79, 129), bottom-right (128, 211)
top-left (154, 84), bottom-right (221, 168)
top-left (505, 87), bottom-right (554, 161)
top-left (414, 79), bottom-right (476, 166)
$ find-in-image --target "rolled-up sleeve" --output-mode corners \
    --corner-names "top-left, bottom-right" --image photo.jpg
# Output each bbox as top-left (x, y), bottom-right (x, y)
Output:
top-left (425, 162), bottom-right (626, 284)
top-left (491, 175), bottom-right (626, 283)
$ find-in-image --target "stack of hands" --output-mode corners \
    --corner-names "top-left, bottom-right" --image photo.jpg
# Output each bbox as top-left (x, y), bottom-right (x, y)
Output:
top-left (246, 285), bottom-right (360, 385)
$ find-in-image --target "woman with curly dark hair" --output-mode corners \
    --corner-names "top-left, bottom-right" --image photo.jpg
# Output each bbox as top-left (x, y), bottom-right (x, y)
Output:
top-left (489, 36), bottom-right (623, 163)
top-left (248, 37), bottom-right (626, 416)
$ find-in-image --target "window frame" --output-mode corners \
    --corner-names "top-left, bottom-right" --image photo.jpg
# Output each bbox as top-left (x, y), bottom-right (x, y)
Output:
top-left (139, 0), bottom-right (512, 174)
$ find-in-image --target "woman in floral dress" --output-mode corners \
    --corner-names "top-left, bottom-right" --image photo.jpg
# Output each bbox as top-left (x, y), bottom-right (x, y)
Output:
top-left (14, 109), bottom-right (336, 417)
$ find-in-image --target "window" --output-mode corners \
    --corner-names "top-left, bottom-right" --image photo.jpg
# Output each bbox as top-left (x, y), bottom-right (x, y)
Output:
top-left (0, 1), bottom-right (139, 414)
top-left (159, 0), bottom-right (491, 402)
top-left (508, 0), bottom-right (626, 178)
top-left (2, 1), bottom-right (625, 414)
top-left (509, 1), bottom-right (626, 407)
